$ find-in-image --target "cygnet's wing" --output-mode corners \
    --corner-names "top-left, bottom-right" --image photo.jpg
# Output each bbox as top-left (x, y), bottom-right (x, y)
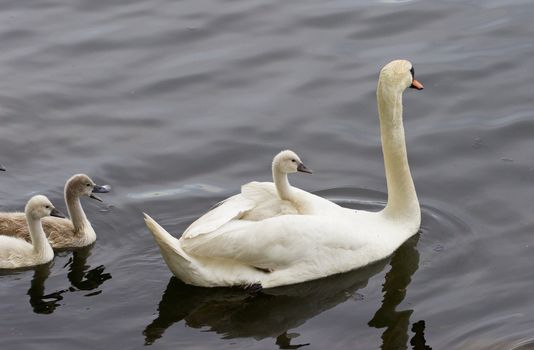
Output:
top-left (182, 181), bottom-right (293, 239)
top-left (182, 193), bottom-right (256, 239)
top-left (240, 181), bottom-right (277, 201)
top-left (240, 181), bottom-right (299, 220)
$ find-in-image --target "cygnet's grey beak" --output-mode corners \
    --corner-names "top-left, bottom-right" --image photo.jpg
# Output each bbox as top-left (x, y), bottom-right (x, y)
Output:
top-left (0, 164), bottom-right (6, 171)
top-left (50, 207), bottom-right (65, 218)
top-left (297, 162), bottom-right (313, 174)
top-left (90, 184), bottom-right (111, 202)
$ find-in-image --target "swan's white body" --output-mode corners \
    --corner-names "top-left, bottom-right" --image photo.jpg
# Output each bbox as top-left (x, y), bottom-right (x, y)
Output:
top-left (0, 174), bottom-right (109, 248)
top-left (0, 195), bottom-right (61, 269)
top-left (145, 59), bottom-right (423, 288)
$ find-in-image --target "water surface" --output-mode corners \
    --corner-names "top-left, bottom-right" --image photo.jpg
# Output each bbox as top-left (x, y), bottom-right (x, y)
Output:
top-left (1, 0), bottom-right (534, 349)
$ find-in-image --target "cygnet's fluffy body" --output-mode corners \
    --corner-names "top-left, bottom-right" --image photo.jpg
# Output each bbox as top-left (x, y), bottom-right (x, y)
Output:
top-left (0, 174), bottom-right (109, 248)
top-left (238, 150), bottom-right (312, 221)
top-left (0, 195), bottom-right (63, 269)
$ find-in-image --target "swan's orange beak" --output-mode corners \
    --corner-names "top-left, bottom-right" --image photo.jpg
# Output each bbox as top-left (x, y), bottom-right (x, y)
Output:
top-left (410, 79), bottom-right (424, 90)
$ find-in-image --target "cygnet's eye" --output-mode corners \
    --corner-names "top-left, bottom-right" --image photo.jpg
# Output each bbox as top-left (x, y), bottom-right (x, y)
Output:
top-left (86, 183), bottom-right (91, 187)
top-left (45, 205), bottom-right (50, 209)
top-left (291, 159), bottom-right (296, 163)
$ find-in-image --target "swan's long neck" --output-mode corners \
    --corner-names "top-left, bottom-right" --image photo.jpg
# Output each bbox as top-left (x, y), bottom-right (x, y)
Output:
top-left (26, 214), bottom-right (53, 257)
top-left (273, 167), bottom-right (294, 202)
top-left (377, 82), bottom-right (420, 222)
top-left (65, 190), bottom-right (90, 234)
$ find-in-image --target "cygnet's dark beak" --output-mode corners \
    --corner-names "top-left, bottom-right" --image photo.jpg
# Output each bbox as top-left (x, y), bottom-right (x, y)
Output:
top-left (0, 164), bottom-right (6, 171)
top-left (410, 78), bottom-right (424, 90)
top-left (89, 184), bottom-right (111, 202)
top-left (297, 162), bottom-right (313, 174)
top-left (50, 207), bottom-right (65, 218)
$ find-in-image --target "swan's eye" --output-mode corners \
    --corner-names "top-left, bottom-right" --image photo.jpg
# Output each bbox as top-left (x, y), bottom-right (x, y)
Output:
top-left (410, 67), bottom-right (415, 78)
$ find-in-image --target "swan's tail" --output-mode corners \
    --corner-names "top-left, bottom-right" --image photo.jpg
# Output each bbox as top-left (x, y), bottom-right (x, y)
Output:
top-left (143, 213), bottom-right (196, 283)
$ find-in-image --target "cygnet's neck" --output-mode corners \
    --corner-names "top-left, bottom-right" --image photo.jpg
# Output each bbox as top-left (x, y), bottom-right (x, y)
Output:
top-left (377, 82), bottom-right (420, 222)
top-left (272, 166), bottom-right (295, 202)
top-left (26, 213), bottom-right (53, 258)
top-left (65, 189), bottom-right (90, 233)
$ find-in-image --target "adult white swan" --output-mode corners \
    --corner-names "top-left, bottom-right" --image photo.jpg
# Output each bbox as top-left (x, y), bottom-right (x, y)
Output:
top-left (0, 195), bottom-right (64, 269)
top-left (144, 59), bottom-right (423, 288)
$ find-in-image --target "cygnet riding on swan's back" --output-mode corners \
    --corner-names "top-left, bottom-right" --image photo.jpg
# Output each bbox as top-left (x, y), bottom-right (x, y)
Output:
top-left (0, 195), bottom-right (64, 269)
top-left (0, 174), bottom-right (110, 248)
top-left (144, 59), bottom-right (423, 289)
top-left (190, 150), bottom-right (312, 230)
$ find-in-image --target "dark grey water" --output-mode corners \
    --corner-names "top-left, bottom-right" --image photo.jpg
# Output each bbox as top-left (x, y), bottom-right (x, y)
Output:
top-left (1, 0), bottom-right (534, 349)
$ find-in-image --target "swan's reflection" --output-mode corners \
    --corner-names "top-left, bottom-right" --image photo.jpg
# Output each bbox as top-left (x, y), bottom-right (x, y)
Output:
top-left (368, 234), bottom-right (432, 350)
top-left (143, 235), bottom-right (432, 349)
top-left (143, 259), bottom-right (388, 346)
top-left (27, 245), bottom-right (111, 314)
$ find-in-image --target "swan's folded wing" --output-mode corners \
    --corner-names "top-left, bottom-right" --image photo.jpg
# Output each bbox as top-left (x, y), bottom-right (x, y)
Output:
top-left (182, 194), bottom-right (256, 239)
top-left (181, 215), bottom-right (363, 270)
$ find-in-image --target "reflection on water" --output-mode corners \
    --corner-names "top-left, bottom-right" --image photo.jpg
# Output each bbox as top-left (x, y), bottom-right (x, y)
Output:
top-left (27, 246), bottom-right (111, 314)
top-left (64, 246), bottom-right (112, 295)
top-left (368, 234), bottom-right (432, 350)
top-left (28, 263), bottom-right (66, 314)
top-left (143, 260), bottom-right (387, 346)
top-left (410, 321), bottom-right (432, 350)
top-left (275, 332), bottom-right (310, 350)
top-left (143, 234), bottom-right (431, 349)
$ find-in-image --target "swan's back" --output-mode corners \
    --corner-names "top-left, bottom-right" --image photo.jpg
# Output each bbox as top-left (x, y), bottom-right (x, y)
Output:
top-left (183, 180), bottom-right (349, 240)
top-left (242, 182), bottom-right (347, 216)
top-left (178, 210), bottom-right (404, 287)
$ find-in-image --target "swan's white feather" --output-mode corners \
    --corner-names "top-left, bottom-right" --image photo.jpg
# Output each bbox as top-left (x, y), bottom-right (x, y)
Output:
top-left (182, 194), bottom-right (255, 239)
top-left (145, 210), bottom-right (414, 288)
top-left (183, 180), bottom-right (345, 240)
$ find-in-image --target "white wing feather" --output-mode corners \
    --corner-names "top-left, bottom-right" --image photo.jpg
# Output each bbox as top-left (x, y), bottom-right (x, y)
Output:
top-left (182, 194), bottom-right (256, 239)
top-left (181, 214), bottom-right (366, 270)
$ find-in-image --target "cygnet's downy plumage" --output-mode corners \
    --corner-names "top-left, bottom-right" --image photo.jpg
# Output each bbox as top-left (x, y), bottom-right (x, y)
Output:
top-left (180, 150), bottom-right (312, 237)
top-left (240, 150), bottom-right (313, 221)
top-left (0, 174), bottom-right (110, 248)
top-left (0, 195), bottom-right (64, 269)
